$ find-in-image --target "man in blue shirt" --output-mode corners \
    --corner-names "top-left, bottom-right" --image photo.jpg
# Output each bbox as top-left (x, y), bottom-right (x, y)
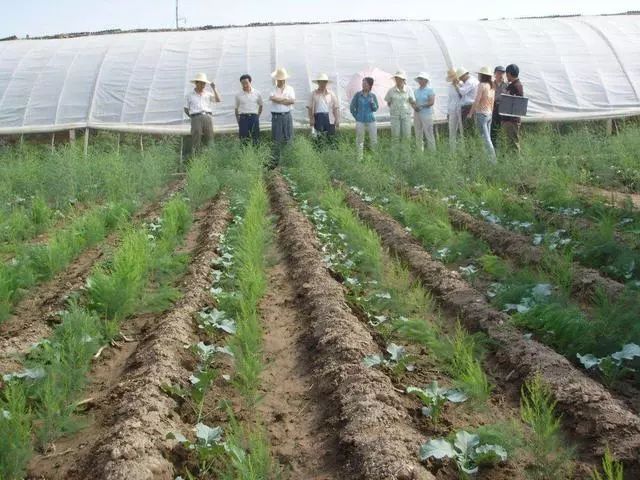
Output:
top-left (350, 77), bottom-right (379, 159)
top-left (413, 72), bottom-right (436, 152)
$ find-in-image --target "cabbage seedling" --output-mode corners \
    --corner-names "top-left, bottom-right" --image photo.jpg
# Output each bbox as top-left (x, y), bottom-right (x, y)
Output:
top-left (406, 380), bottom-right (467, 425)
top-left (420, 430), bottom-right (507, 475)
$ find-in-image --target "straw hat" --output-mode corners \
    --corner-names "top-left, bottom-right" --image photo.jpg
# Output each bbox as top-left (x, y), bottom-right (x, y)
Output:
top-left (271, 67), bottom-right (290, 80)
top-left (477, 66), bottom-right (493, 76)
top-left (414, 72), bottom-right (431, 81)
top-left (391, 70), bottom-right (407, 80)
top-left (312, 73), bottom-right (331, 83)
top-left (446, 68), bottom-right (458, 81)
top-left (455, 67), bottom-right (469, 78)
top-left (190, 73), bottom-right (211, 84)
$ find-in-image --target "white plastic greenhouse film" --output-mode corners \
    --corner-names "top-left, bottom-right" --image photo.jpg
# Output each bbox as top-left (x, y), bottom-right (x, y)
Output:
top-left (0, 15), bottom-right (639, 136)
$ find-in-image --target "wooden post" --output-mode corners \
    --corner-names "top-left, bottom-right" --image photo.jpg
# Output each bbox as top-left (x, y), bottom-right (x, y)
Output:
top-left (69, 129), bottom-right (76, 143)
top-left (83, 128), bottom-right (89, 156)
top-left (605, 118), bottom-right (613, 136)
top-left (116, 133), bottom-right (121, 154)
top-left (139, 134), bottom-right (144, 153)
top-left (50, 133), bottom-right (55, 152)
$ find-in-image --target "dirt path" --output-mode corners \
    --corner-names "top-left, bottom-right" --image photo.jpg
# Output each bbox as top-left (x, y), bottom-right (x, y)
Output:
top-left (446, 207), bottom-right (626, 301)
top-left (342, 188), bottom-right (640, 474)
top-left (577, 185), bottom-right (640, 211)
top-left (26, 194), bottom-right (229, 480)
top-left (257, 251), bottom-right (342, 479)
top-left (270, 173), bottom-right (434, 480)
top-left (0, 178), bottom-right (185, 375)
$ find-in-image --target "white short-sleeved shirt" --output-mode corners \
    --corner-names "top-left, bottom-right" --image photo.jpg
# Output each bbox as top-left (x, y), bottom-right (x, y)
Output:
top-left (308, 90), bottom-right (339, 124)
top-left (235, 88), bottom-right (263, 114)
top-left (185, 90), bottom-right (216, 115)
top-left (269, 84), bottom-right (296, 113)
top-left (459, 77), bottom-right (479, 106)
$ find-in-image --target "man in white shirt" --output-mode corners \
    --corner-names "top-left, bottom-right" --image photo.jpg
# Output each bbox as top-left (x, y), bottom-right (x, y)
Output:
top-left (308, 73), bottom-right (339, 145)
top-left (456, 67), bottom-right (479, 134)
top-left (184, 72), bottom-right (221, 154)
top-left (235, 74), bottom-right (263, 145)
top-left (269, 67), bottom-right (295, 165)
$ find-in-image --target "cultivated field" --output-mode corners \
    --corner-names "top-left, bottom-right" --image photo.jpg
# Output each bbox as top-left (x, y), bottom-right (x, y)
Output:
top-left (1, 123), bottom-right (639, 479)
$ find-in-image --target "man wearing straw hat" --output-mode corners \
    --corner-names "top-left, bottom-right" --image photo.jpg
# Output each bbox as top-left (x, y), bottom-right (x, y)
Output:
top-left (269, 67), bottom-right (296, 164)
top-left (308, 73), bottom-right (340, 144)
top-left (384, 71), bottom-right (416, 143)
top-left (413, 72), bottom-right (436, 152)
top-left (446, 68), bottom-right (463, 149)
top-left (457, 67), bottom-right (479, 134)
top-left (184, 72), bottom-right (221, 154)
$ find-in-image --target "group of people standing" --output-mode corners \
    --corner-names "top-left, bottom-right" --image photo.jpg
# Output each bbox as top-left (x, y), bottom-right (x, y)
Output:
top-left (446, 64), bottom-right (524, 161)
top-left (183, 63), bottom-right (524, 162)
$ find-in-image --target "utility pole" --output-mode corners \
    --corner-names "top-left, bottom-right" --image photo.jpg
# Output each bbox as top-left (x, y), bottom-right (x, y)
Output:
top-left (175, 0), bottom-right (186, 29)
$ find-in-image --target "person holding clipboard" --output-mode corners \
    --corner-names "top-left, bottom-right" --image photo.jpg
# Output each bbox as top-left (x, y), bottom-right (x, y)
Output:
top-left (502, 64), bottom-right (524, 153)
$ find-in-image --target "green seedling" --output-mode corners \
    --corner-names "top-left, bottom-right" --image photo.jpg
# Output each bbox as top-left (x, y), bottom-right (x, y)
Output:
top-left (406, 380), bottom-right (468, 425)
top-left (420, 430), bottom-right (507, 477)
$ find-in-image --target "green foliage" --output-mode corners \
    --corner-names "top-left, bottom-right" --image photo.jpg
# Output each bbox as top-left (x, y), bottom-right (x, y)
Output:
top-left (87, 228), bottom-right (151, 329)
top-left (520, 374), bottom-right (574, 479)
top-left (26, 305), bottom-right (103, 448)
top-left (0, 383), bottom-right (32, 480)
top-left (186, 154), bottom-right (220, 208)
top-left (590, 448), bottom-right (624, 480)
top-left (225, 180), bottom-right (271, 405)
top-left (478, 254), bottom-right (510, 278)
top-left (448, 325), bottom-right (493, 402)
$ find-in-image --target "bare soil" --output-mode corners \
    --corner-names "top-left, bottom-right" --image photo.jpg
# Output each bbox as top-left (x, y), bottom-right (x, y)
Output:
top-left (270, 173), bottom-right (434, 480)
top-left (343, 188), bottom-right (640, 474)
top-left (0, 178), bottom-right (185, 375)
top-left (577, 185), bottom-right (640, 211)
top-left (257, 249), bottom-right (342, 478)
top-left (26, 194), bottom-right (229, 480)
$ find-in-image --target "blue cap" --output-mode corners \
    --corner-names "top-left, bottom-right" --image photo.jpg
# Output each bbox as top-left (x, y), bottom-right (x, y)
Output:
top-left (494, 65), bottom-right (506, 72)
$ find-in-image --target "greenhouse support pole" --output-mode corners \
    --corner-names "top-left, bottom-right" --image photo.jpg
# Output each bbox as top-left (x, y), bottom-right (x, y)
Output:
top-left (116, 133), bottom-right (120, 154)
top-left (139, 135), bottom-right (144, 153)
top-left (69, 129), bottom-right (76, 143)
top-left (50, 133), bottom-right (55, 152)
top-left (606, 119), bottom-right (613, 136)
top-left (84, 128), bottom-right (89, 156)
top-left (179, 136), bottom-right (184, 167)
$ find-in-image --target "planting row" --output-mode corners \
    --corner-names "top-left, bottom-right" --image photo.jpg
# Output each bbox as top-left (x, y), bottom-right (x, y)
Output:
top-left (0, 144), bottom-right (234, 480)
top-left (280, 142), bottom-right (631, 479)
top-left (317, 142), bottom-right (640, 397)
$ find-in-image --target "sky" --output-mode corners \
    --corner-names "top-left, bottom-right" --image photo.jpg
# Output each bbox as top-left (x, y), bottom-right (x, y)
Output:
top-left (2, 0), bottom-right (639, 38)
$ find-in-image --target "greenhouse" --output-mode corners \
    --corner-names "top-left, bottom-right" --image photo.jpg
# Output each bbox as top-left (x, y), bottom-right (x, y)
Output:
top-left (0, 13), bottom-right (639, 135)
top-left (2, 10), bottom-right (640, 480)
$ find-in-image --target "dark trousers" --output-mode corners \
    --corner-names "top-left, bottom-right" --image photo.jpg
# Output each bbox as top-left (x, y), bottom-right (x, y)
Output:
top-left (460, 104), bottom-right (474, 135)
top-left (271, 112), bottom-right (294, 167)
top-left (238, 113), bottom-right (260, 145)
top-left (490, 110), bottom-right (502, 149)
top-left (313, 113), bottom-right (336, 147)
top-left (314, 113), bottom-right (335, 135)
